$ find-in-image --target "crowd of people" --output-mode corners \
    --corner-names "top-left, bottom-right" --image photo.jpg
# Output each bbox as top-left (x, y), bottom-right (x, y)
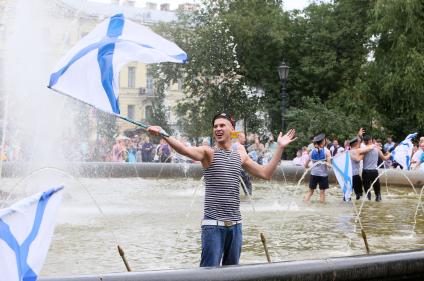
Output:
top-left (96, 131), bottom-right (283, 165)
top-left (107, 134), bottom-right (193, 163)
top-left (1, 131), bottom-right (424, 172)
top-left (293, 130), bottom-right (424, 204)
top-left (292, 134), bottom-right (424, 171)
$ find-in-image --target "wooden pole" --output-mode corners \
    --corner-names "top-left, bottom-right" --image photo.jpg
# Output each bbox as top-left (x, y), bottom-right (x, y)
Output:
top-left (117, 245), bottom-right (132, 272)
top-left (260, 232), bottom-right (271, 263)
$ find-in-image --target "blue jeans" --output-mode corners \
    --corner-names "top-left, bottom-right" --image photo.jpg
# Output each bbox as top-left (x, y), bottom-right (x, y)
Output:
top-left (200, 224), bottom-right (242, 267)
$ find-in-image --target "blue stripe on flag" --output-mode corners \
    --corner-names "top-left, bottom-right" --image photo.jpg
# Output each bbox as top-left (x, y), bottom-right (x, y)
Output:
top-left (106, 14), bottom-right (125, 37)
top-left (48, 39), bottom-right (114, 88)
top-left (97, 44), bottom-right (120, 113)
top-left (171, 53), bottom-right (188, 63)
top-left (0, 220), bottom-right (23, 278)
top-left (0, 188), bottom-right (57, 281)
top-left (406, 155), bottom-right (411, 170)
top-left (96, 13), bottom-right (125, 114)
top-left (332, 153), bottom-right (352, 199)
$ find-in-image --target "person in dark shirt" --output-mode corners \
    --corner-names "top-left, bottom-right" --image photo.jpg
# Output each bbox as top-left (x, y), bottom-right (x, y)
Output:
top-left (141, 136), bottom-right (154, 162)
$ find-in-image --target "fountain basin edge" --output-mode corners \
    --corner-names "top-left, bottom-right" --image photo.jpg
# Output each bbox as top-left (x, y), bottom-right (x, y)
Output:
top-left (38, 249), bottom-right (424, 281)
top-left (2, 162), bottom-right (424, 187)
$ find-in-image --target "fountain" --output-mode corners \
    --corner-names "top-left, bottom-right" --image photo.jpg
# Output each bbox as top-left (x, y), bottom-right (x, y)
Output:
top-left (1, 1), bottom-right (424, 280)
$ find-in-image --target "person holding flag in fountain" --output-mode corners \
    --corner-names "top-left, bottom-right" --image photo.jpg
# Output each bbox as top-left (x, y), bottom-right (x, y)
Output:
top-left (147, 113), bottom-right (296, 267)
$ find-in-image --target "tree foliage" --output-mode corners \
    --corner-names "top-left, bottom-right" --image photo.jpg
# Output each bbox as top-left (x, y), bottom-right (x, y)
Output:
top-left (153, 0), bottom-right (267, 141)
top-left (364, 0), bottom-right (424, 138)
top-left (149, 0), bottom-right (424, 149)
top-left (145, 65), bottom-right (174, 135)
top-left (286, 96), bottom-right (359, 148)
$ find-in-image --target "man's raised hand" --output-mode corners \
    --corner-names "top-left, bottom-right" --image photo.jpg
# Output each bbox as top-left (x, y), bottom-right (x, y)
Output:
top-left (277, 129), bottom-right (297, 148)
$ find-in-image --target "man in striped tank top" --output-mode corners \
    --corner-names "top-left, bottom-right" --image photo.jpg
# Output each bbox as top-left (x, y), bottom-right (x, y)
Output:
top-left (349, 136), bottom-right (374, 200)
top-left (362, 135), bottom-right (391, 201)
top-left (148, 113), bottom-right (296, 267)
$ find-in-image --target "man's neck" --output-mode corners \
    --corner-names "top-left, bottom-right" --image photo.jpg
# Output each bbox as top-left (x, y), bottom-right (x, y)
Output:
top-left (217, 141), bottom-right (232, 150)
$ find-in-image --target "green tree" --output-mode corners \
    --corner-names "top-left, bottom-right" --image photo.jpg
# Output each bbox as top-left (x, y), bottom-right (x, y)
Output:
top-left (145, 66), bottom-right (174, 135)
top-left (364, 0), bottom-right (424, 138)
top-left (284, 0), bottom-right (372, 105)
top-left (285, 96), bottom-right (360, 155)
top-left (222, 0), bottom-right (289, 131)
top-left (153, 0), bottom-right (265, 139)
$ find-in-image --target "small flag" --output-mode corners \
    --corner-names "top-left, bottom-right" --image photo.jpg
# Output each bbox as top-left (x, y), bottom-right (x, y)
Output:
top-left (0, 186), bottom-right (64, 281)
top-left (391, 133), bottom-right (417, 170)
top-left (48, 13), bottom-right (187, 115)
top-left (332, 152), bottom-right (353, 201)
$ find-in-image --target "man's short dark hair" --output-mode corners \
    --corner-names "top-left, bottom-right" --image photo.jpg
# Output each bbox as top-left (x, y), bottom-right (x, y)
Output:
top-left (363, 135), bottom-right (373, 142)
top-left (212, 113), bottom-right (235, 127)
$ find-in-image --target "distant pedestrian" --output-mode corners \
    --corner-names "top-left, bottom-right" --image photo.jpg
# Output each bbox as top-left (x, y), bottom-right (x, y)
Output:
top-left (141, 136), bottom-right (154, 162)
top-left (330, 139), bottom-right (344, 157)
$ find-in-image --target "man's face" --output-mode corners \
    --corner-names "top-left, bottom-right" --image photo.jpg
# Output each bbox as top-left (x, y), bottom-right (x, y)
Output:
top-left (419, 142), bottom-right (424, 150)
top-left (213, 118), bottom-right (233, 144)
top-left (333, 140), bottom-right (339, 147)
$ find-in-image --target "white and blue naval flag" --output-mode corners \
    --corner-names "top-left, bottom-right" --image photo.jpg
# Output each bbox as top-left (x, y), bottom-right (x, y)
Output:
top-left (332, 152), bottom-right (353, 201)
top-left (0, 186), bottom-right (64, 281)
top-left (48, 13), bottom-right (187, 115)
top-left (391, 133), bottom-right (417, 170)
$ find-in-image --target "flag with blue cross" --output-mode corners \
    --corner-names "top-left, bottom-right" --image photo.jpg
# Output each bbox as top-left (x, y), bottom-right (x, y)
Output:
top-left (0, 186), bottom-right (64, 281)
top-left (391, 133), bottom-right (417, 170)
top-left (332, 152), bottom-right (353, 201)
top-left (48, 13), bottom-right (187, 115)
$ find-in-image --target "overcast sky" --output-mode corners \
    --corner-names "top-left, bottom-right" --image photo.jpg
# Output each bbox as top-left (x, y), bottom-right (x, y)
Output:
top-left (91, 0), bottom-right (311, 11)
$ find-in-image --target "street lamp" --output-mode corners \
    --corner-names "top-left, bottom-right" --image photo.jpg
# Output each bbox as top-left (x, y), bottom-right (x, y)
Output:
top-left (277, 62), bottom-right (290, 132)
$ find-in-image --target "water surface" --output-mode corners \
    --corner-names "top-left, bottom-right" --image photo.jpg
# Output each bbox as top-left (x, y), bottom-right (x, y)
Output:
top-left (2, 177), bottom-right (423, 276)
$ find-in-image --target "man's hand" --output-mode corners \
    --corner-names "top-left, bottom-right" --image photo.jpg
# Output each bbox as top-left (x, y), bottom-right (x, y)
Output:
top-left (277, 129), bottom-right (297, 148)
top-left (358, 128), bottom-right (365, 137)
top-left (147, 126), bottom-right (163, 136)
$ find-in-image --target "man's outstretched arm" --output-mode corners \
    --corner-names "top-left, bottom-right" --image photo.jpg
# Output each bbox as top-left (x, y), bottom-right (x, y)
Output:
top-left (147, 126), bottom-right (211, 165)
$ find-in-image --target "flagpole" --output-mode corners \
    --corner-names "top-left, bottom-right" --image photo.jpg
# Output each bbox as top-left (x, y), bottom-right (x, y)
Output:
top-left (47, 86), bottom-right (170, 138)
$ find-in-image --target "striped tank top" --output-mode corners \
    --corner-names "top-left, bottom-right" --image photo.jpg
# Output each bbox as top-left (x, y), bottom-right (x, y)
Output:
top-left (203, 147), bottom-right (242, 221)
top-left (351, 150), bottom-right (361, 176)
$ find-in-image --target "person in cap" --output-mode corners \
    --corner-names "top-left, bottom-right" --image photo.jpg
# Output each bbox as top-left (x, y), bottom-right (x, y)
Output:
top-left (362, 135), bottom-right (391, 201)
top-left (147, 113), bottom-right (296, 267)
top-left (303, 133), bottom-right (331, 203)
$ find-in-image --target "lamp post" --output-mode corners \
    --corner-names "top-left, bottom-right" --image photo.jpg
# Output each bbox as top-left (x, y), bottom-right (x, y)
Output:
top-left (277, 62), bottom-right (290, 132)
